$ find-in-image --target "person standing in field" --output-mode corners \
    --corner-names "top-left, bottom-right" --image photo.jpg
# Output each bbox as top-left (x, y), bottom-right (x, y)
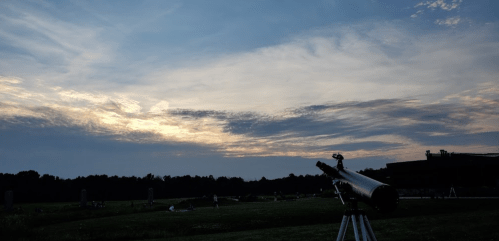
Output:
top-left (213, 194), bottom-right (219, 209)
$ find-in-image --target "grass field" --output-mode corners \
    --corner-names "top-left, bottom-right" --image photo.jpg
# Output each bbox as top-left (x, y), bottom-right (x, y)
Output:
top-left (1, 197), bottom-right (499, 241)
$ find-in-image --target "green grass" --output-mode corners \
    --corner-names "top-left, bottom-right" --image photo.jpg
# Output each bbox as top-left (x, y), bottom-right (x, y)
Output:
top-left (1, 198), bottom-right (499, 241)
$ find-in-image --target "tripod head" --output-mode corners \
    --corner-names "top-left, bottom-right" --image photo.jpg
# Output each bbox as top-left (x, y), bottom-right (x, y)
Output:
top-left (332, 179), bottom-right (362, 210)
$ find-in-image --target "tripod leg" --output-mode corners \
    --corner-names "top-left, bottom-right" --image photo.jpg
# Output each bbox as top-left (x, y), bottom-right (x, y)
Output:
top-left (363, 216), bottom-right (377, 241)
top-left (336, 215), bottom-right (350, 241)
top-left (359, 213), bottom-right (368, 241)
top-left (351, 214), bottom-right (361, 241)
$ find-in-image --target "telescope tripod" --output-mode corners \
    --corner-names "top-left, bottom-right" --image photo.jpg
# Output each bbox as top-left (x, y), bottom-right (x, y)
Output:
top-left (336, 201), bottom-right (377, 241)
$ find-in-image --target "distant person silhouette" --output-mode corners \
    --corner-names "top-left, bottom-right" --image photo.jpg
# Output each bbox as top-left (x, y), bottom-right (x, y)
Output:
top-left (213, 194), bottom-right (219, 208)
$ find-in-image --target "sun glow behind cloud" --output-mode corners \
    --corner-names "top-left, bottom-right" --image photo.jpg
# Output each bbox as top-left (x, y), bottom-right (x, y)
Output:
top-left (1, 75), bottom-right (498, 163)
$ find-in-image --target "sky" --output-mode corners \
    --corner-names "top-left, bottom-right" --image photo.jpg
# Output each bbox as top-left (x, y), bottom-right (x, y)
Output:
top-left (1, 0), bottom-right (498, 180)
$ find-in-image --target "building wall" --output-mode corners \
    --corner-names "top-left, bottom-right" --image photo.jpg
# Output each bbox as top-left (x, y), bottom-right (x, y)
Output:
top-left (386, 151), bottom-right (499, 188)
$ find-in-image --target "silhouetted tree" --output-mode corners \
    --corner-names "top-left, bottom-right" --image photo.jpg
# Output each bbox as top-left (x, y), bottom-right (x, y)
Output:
top-left (0, 170), bottom-right (337, 203)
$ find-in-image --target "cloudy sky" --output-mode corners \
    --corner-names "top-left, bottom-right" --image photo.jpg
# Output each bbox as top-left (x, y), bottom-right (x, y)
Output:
top-left (1, 0), bottom-right (498, 180)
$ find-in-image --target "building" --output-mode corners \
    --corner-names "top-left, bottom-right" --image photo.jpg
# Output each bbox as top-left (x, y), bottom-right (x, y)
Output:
top-left (386, 150), bottom-right (499, 188)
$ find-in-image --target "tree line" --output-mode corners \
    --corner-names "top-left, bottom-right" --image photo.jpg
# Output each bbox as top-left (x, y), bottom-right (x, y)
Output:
top-left (1, 170), bottom-right (337, 203)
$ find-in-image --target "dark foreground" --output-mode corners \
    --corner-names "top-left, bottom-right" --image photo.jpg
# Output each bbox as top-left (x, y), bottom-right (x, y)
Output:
top-left (1, 197), bottom-right (498, 241)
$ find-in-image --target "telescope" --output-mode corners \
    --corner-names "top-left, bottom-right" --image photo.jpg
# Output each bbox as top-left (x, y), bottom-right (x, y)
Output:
top-left (317, 154), bottom-right (399, 241)
top-left (316, 154), bottom-right (399, 213)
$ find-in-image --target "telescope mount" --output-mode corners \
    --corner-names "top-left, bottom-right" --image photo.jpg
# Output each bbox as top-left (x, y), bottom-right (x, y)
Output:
top-left (331, 153), bottom-right (378, 241)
